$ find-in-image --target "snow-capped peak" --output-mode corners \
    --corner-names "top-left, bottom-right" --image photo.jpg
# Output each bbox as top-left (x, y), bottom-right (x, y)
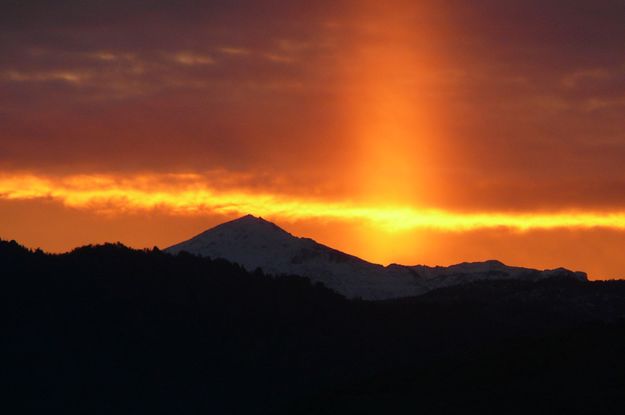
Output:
top-left (166, 215), bottom-right (588, 300)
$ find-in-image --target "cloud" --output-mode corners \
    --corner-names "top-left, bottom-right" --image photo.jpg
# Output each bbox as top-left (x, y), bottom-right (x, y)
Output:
top-left (4, 171), bottom-right (625, 233)
top-left (218, 47), bottom-right (251, 56)
top-left (561, 68), bottom-right (613, 88)
top-left (170, 52), bottom-right (215, 65)
top-left (2, 69), bottom-right (87, 84)
top-left (1, 0), bottom-right (625, 213)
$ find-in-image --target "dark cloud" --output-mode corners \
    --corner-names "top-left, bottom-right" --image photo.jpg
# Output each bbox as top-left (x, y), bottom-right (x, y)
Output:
top-left (1, 1), bottom-right (625, 209)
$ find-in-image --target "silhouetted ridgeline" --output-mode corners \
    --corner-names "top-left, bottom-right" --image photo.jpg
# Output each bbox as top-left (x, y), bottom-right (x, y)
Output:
top-left (2, 239), bottom-right (625, 414)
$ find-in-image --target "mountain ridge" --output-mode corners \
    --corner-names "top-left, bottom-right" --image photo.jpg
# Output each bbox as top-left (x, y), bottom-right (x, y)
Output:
top-left (166, 214), bottom-right (587, 300)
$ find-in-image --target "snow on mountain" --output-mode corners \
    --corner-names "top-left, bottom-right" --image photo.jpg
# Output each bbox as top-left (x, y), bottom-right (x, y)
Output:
top-left (165, 215), bottom-right (587, 300)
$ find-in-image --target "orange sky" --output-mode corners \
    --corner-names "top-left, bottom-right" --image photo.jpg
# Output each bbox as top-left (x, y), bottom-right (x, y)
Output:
top-left (1, 1), bottom-right (625, 278)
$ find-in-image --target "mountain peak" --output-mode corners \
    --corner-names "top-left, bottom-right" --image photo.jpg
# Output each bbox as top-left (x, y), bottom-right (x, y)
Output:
top-left (214, 214), bottom-right (291, 236)
top-left (166, 214), bottom-right (297, 263)
top-left (236, 213), bottom-right (264, 222)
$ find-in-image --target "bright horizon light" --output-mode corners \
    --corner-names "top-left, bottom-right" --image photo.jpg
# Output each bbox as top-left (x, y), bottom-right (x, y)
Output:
top-left (2, 172), bottom-right (625, 233)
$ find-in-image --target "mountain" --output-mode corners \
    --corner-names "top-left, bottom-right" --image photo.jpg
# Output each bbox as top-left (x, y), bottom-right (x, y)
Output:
top-left (166, 214), bottom-right (587, 300)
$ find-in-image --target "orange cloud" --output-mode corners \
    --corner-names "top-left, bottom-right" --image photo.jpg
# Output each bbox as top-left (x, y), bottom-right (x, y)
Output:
top-left (3, 172), bottom-right (625, 233)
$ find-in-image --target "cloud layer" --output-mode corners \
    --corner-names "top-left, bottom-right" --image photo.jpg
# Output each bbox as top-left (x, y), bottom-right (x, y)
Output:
top-left (1, 1), bottom-right (624, 209)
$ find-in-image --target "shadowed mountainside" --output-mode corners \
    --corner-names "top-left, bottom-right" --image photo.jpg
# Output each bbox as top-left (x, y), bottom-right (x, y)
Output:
top-left (3, 239), bottom-right (625, 414)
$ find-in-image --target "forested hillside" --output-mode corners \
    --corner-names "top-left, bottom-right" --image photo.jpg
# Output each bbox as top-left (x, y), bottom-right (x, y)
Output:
top-left (3, 240), bottom-right (625, 414)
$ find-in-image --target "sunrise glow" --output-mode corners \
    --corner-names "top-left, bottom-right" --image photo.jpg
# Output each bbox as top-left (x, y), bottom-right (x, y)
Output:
top-left (2, 172), bottom-right (625, 233)
top-left (345, 2), bottom-right (438, 203)
top-left (2, 1), bottom-right (625, 278)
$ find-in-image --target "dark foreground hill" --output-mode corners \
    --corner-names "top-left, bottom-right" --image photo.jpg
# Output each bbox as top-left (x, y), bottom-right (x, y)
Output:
top-left (2, 239), bottom-right (625, 414)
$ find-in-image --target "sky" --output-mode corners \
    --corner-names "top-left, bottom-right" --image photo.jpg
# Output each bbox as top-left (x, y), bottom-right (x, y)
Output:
top-left (2, 1), bottom-right (625, 277)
